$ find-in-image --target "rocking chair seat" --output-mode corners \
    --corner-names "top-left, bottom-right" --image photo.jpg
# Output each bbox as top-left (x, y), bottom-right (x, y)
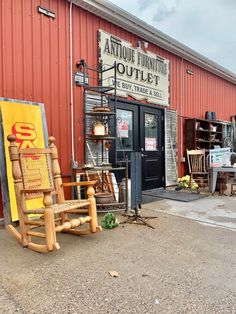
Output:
top-left (24, 200), bottom-right (90, 215)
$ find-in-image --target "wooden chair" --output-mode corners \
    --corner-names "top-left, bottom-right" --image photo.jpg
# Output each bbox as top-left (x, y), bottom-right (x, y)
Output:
top-left (186, 149), bottom-right (209, 189)
top-left (7, 134), bottom-right (101, 253)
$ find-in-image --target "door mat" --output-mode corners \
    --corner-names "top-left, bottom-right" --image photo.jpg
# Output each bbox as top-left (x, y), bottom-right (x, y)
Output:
top-left (142, 189), bottom-right (209, 202)
top-left (141, 194), bottom-right (164, 204)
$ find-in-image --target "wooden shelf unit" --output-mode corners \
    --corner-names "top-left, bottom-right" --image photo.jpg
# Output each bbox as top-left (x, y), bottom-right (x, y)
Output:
top-left (185, 118), bottom-right (223, 151)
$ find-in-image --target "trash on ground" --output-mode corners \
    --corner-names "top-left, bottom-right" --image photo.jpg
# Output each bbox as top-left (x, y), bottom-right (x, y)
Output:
top-left (108, 270), bottom-right (119, 277)
top-left (154, 298), bottom-right (160, 305)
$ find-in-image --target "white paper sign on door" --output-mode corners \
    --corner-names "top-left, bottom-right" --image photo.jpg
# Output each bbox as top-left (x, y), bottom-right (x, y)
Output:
top-left (118, 120), bottom-right (129, 138)
top-left (145, 137), bottom-right (157, 151)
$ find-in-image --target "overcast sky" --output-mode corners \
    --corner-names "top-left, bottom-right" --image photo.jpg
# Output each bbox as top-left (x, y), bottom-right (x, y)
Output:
top-left (109, 0), bottom-right (236, 75)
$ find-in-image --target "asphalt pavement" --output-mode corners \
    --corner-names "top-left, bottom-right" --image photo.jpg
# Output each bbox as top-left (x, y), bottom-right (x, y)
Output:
top-left (0, 197), bottom-right (235, 313)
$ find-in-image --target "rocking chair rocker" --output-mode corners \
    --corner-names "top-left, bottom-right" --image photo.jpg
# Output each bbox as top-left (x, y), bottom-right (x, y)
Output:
top-left (7, 134), bottom-right (101, 253)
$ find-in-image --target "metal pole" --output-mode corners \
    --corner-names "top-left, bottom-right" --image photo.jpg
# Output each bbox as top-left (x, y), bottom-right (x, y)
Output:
top-left (125, 155), bottom-right (129, 212)
top-left (69, 1), bottom-right (75, 162)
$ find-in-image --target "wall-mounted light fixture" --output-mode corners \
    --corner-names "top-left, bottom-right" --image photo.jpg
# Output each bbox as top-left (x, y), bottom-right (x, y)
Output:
top-left (137, 40), bottom-right (142, 49)
top-left (38, 6), bottom-right (56, 19)
top-left (186, 69), bottom-right (194, 75)
top-left (137, 40), bottom-right (149, 50)
top-left (143, 41), bottom-right (149, 49)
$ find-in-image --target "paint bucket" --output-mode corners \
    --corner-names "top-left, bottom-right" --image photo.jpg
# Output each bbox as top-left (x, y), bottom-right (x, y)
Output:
top-left (211, 112), bottom-right (216, 120)
top-left (205, 111), bottom-right (212, 120)
top-left (205, 111), bottom-right (216, 120)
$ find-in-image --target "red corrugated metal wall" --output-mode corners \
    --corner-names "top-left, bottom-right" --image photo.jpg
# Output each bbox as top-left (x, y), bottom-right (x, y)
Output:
top-left (0, 0), bottom-right (73, 164)
top-left (1, 0), bottom-right (236, 218)
top-left (0, 0), bottom-right (73, 218)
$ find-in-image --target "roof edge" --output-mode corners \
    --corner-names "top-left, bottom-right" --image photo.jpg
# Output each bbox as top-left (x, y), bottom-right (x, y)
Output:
top-left (70, 0), bottom-right (236, 85)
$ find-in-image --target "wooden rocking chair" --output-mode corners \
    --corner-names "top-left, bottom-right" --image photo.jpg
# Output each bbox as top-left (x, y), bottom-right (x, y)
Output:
top-left (7, 134), bottom-right (101, 253)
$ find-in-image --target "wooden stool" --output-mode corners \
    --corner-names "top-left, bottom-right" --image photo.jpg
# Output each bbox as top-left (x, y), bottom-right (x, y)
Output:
top-left (231, 183), bottom-right (236, 196)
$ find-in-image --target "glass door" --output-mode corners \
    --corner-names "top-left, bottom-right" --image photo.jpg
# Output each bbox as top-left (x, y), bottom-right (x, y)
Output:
top-left (109, 100), bottom-right (164, 190)
top-left (140, 106), bottom-right (164, 190)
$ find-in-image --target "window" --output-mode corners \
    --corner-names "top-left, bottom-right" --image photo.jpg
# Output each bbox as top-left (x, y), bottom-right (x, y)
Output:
top-left (145, 113), bottom-right (158, 151)
top-left (117, 109), bottom-right (133, 151)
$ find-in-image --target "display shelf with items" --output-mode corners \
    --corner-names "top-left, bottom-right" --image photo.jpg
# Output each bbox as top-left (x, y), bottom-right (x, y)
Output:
top-left (185, 118), bottom-right (226, 151)
top-left (185, 118), bottom-right (210, 150)
top-left (75, 60), bottom-right (128, 212)
top-left (209, 121), bottom-right (222, 149)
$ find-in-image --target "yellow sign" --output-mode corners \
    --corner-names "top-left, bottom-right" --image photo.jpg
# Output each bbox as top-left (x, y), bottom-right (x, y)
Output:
top-left (0, 101), bottom-right (46, 221)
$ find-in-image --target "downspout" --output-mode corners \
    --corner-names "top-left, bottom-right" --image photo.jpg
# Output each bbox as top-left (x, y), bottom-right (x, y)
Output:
top-left (180, 57), bottom-right (184, 162)
top-left (69, 1), bottom-right (75, 162)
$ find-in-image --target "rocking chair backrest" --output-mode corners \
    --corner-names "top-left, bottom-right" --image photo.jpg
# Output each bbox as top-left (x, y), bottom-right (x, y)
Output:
top-left (7, 135), bottom-right (66, 203)
top-left (186, 149), bottom-right (206, 174)
top-left (19, 149), bottom-right (53, 191)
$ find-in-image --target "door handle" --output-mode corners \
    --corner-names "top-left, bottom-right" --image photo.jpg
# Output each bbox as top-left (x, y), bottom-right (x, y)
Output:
top-left (141, 154), bottom-right (148, 157)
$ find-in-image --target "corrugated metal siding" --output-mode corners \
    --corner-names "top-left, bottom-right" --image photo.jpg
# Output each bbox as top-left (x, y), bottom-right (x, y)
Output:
top-left (0, 0), bottom-right (72, 169)
top-left (84, 92), bottom-right (108, 165)
top-left (183, 61), bottom-right (236, 119)
top-left (1, 0), bottom-right (236, 217)
top-left (0, 0), bottom-right (73, 217)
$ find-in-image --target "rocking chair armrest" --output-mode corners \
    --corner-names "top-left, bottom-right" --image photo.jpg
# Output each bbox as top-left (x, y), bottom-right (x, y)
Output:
top-left (62, 180), bottom-right (97, 187)
top-left (21, 188), bottom-right (54, 194)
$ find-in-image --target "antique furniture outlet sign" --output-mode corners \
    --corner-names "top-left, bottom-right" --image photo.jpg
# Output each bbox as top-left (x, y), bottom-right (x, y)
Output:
top-left (99, 30), bottom-right (170, 106)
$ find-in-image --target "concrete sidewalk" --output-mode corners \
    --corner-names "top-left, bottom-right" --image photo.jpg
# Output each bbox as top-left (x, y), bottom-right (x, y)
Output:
top-left (0, 197), bottom-right (235, 313)
top-left (142, 194), bottom-right (236, 231)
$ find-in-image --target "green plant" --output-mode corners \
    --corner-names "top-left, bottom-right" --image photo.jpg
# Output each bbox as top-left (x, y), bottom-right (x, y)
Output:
top-left (101, 212), bottom-right (119, 229)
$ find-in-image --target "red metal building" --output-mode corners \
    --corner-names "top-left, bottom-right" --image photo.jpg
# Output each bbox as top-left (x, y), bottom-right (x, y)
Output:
top-left (1, 0), bottom-right (236, 220)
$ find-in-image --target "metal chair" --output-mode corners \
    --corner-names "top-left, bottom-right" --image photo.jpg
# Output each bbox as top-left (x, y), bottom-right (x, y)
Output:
top-left (186, 149), bottom-right (209, 189)
top-left (7, 134), bottom-right (101, 253)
